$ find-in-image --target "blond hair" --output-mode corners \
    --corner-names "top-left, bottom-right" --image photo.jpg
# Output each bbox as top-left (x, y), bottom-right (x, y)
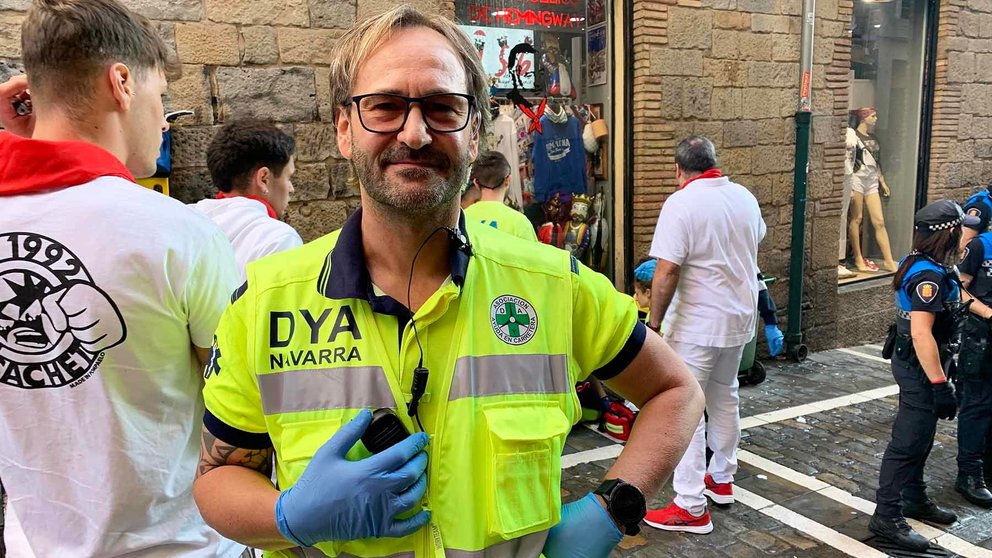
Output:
top-left (327, 4), bottom-right (492, 138)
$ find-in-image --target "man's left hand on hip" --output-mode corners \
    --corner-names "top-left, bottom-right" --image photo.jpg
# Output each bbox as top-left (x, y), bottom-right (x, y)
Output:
top-left (542, 493), bottom-right (624, 558)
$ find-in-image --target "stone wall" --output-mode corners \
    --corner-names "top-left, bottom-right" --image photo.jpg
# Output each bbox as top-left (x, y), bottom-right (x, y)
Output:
top-left (928, 0), bottom-right (992, 204)
top-left (631, 0), bottom-right (852, 351)
top-left (834, 0), bottom-right (992, 348)
top-left (0, 0), bottom-right (446, 242)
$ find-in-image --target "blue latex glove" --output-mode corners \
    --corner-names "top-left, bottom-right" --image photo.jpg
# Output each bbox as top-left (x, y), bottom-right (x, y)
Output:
top-left (542, 493), bottom-right (624, 558)
top-left (764, 325), bottom-right (784, 357)
top-left (275, 410), bottom-right (431, 547)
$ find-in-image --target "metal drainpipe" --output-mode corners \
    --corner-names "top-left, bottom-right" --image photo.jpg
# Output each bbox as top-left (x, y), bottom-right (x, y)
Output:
top-left (786, 0), bottom-right (815, 362)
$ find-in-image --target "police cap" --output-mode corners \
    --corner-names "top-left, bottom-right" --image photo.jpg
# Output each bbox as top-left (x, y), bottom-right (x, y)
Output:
top-left (914, 200), bottom-right (980, 233)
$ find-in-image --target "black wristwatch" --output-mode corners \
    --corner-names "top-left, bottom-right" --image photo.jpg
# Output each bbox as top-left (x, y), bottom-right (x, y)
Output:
top-left (594, 478), bottom-right (646, 536)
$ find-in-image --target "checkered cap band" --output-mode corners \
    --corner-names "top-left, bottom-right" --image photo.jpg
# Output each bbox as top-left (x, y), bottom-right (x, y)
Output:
top-left (926, 216), bottom-right (963, 231)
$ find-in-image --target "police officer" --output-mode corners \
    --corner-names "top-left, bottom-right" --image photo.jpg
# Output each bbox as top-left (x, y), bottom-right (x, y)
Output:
top-left (962, 184), bottom-right (992, 247)
top-left (952, 220), bottom-right (992, 508)
top-left (870, 200), bottom-right (978, 551)
top-left (961, 185), bottom-right (992, 492)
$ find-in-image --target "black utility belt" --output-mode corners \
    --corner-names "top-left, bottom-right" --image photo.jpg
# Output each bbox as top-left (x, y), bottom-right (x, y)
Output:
top-left (893, 333), bottom-right (917, 364)
top-left (883, 325), bottom-right (953, 365)
top-left (958, 314), bottom-right (992, 377)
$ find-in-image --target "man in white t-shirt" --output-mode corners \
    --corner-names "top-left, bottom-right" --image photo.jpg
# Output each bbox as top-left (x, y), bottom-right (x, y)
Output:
top-left (192, 120), bottom-right (304, 279)
top-left (0, 1), bottom-right (241, 556)
top-left (642, 136), bottom-right (766, 534)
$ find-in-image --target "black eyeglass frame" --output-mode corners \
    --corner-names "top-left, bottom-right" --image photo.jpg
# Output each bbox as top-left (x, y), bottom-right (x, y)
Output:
top-left (342, 93), bottom-right (478, 134)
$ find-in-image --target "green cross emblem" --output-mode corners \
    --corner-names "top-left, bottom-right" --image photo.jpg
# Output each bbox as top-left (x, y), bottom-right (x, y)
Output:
top-left (495, 301), bottom-right (531, 338)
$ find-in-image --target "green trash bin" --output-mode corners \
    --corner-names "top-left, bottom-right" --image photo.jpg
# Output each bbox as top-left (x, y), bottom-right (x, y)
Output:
top-left (739, 275), bottom-right (776, 386)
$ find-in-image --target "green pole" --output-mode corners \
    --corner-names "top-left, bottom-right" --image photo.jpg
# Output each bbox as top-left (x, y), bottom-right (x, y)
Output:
top-left (786, 0), bottom-right (815, 360)
top-left (786, 111), bottom-right (811, 358)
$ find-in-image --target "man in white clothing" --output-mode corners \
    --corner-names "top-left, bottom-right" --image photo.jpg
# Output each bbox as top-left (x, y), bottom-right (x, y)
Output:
top-left (0, 1), bottom-right (241, 556)
top-left (192, 120), bottom-right (303, 279)
top-left (642, 136), bottom-right (766, 534)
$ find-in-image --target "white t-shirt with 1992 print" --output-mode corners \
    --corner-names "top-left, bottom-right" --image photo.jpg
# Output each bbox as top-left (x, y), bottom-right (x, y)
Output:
top-left (0, 177), bottom-right (242, 557)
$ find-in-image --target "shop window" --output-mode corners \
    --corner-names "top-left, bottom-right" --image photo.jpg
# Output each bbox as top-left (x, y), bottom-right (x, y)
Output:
top-left (838, 0), bottom-right (930, 284)
top-left (455, 0), bottom-right (616, 277)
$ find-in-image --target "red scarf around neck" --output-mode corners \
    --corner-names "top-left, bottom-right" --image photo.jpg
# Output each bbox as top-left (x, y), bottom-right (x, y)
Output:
top-left (216, 191), bottom-right (278, 219)
top-left (0, 132), bottom-right (135, 196)
top-left (679, 168), bottom-right (723, 190)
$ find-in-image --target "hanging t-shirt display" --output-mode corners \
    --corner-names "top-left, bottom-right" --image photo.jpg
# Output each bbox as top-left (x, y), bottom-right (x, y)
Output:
top-left (492, 113), bottom-right (524, 208)
top-left (531, 107), bottom-right (586, 201)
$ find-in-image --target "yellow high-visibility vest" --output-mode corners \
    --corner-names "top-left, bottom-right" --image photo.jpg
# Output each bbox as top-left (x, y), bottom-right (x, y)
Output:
top-left (464, 201), bottom-right (539, 242)
top-left (203, 209), bottom-right (644, 558)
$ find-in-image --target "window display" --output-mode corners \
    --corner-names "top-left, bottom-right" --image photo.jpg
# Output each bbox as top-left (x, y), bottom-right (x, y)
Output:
top-left (456, 0), bottom-right (615, 276)
top-left (838, 0), bottom-right (930, 284)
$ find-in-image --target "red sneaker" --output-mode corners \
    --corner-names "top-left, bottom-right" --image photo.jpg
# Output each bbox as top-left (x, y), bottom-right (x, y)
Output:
top-left (644, 502), bottom-right (713, 534)
top-left (703, 474), bottom-right (734, 505)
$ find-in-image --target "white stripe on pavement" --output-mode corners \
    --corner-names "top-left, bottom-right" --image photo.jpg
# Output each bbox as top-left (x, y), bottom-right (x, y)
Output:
top-left (741, 384), bottom-right (899, 430)
top-left (737, 450), bottom-right (992, 557)
top-left (561, 445), bottom-right (622, 469)
top-left (735, 486), bottom-right (888, 558)
top-left (836, 347), bottom-right (891, 364)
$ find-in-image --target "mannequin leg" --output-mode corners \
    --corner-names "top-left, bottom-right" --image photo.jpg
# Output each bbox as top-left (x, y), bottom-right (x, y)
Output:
top-left (849, 192), bottom-right (867, 271)
top-left (865, 193), bottom-right (898, 271)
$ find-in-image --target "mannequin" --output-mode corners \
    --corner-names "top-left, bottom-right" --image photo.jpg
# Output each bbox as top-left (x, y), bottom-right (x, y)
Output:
top-left (846, 107), bottom-right (897, 273)
top-left (537, 192), bottom-right (565, 247)
top-left (561, 194), bottom-right (592, 261)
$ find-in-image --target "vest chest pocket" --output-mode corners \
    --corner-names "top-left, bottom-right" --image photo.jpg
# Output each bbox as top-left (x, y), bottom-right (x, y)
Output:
top-left (482, 401), bottom-right (570, 539)
top-left (274, 416), bottom-right (347, 485)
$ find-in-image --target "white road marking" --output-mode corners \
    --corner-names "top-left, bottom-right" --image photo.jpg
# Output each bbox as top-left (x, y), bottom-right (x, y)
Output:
top-left (742, 385), bottom-right (898, 430)
top-left (735, 486), bottom-right (889, 558)
top-left (736, 451), bottom-right (992, 557)
top-left (561, 445), bottom-right (622, 469)
top-left (836, 347), bottom-right (890, 364)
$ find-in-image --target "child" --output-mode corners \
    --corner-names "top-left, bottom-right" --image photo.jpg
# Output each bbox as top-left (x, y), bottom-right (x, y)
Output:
top-left (633, 258), bottom-right (656, 323)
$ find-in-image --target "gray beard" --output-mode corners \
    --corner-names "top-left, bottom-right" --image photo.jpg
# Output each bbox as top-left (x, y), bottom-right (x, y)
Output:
top-left (351, 145), bottom-right (470, 219)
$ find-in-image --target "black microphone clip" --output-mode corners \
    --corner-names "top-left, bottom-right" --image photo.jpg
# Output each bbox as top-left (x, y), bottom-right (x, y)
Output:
top-left (445, 227), bottom-right (473, 256)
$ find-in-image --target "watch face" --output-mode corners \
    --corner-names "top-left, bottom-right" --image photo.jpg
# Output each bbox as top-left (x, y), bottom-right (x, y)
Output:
top-left (610, 483), bottom-right (647, 524)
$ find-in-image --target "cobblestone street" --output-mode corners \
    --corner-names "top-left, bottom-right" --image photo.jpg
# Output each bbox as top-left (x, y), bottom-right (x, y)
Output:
top-left (562, 345), bottom-right (992, 558)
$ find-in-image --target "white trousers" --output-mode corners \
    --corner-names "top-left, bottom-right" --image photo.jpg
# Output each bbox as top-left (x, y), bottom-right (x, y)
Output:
top-left (669, 340), bottom-right (746, 514)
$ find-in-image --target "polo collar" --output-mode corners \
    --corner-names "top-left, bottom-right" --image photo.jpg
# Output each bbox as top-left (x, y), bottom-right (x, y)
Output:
top-left (320, 207), bottom-right (471, 313)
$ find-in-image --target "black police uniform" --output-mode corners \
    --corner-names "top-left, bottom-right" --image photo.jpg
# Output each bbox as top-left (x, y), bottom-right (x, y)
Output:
top-left (875, 254), bottom-right (961, 523)
top-left (953, 233), bottom-right (992, 506)
top-left (963, 187), bottom-right (992, 486)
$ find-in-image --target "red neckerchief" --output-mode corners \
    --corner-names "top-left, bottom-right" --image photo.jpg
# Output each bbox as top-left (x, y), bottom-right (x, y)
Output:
top-left (0, 132), bottom-right (135, 196)
top-left (679, 168), bottom-right (724, 190)
top-left (216, 191), bottom-right (278, 219)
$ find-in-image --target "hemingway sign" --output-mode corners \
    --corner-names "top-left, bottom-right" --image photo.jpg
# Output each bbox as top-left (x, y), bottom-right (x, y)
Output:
top-left (458, 0), bottom-right (585, 31)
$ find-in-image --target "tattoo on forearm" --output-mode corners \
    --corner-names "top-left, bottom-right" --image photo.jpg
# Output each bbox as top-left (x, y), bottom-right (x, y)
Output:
top-left (197, 426), bottom-right (274, 478)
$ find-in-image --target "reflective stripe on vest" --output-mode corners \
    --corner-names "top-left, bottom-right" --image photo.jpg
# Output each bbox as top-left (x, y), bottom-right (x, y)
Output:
top-left (285, 530), bottom-right (546, 558)
top-left (258, 366), bottom-right (394, 415)
top-left (287, 548), bottom-right (338, 558)
top-left (445, 530), bottom-right (548, 558)
top-left (448, 354), bottom-right (569, 401)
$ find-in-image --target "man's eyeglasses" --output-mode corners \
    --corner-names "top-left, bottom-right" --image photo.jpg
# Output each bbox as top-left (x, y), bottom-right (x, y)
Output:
top-left (343, 93), bottom-right (476, 134)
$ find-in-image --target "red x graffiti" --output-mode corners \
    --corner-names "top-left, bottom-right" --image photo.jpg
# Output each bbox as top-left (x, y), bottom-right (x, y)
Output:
top-left (519, 98), bottom-right (547, 135)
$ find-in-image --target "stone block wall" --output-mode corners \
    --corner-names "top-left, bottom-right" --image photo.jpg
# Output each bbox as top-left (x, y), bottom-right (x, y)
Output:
top-left (835, 0), bottom-right (992, 348)
top-left (0, 0), bottom-right (446, 242)
top-left (631, 0), bottom-right (852, 351)
top-left (928, 0), bottom-right (992, 204)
